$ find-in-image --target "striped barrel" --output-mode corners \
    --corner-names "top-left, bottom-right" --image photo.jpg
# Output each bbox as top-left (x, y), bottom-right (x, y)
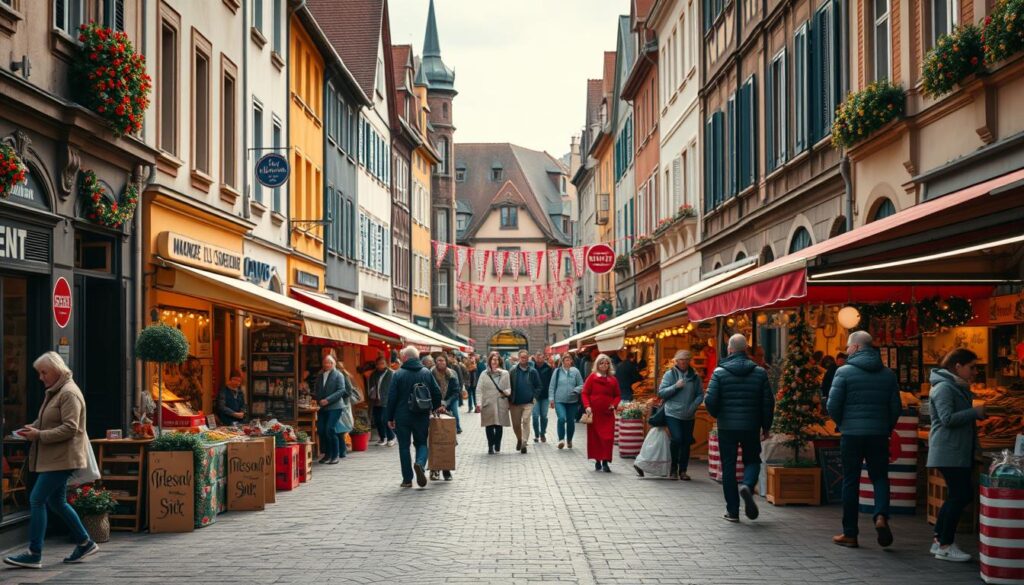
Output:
top-left (614, 417), bottom-right (620, 446)
top-left (980, 477), bottom-right (1024, 584)
top-left (617, 418), bottom-right (645, 458)
top-left (859, 415), bottom-right (918, 515)
top-left (707, 431), bottom-right (743, 483)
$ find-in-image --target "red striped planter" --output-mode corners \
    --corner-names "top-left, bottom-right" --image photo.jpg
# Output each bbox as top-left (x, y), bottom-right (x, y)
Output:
top-left (859, 415), bottom-right (918, 515)
top-left (614, 417), bottom-right (620, 445)
top-left (980, 479), bottom-right (1024, 585)
top-left (707, 430), bottom-right (743, 483)
top-left (617, 418), bottom-right (645, 458)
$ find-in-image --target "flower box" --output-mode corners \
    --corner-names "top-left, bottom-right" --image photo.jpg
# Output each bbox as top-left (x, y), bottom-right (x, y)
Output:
top-left (766, 465), bottom-right (821, 506)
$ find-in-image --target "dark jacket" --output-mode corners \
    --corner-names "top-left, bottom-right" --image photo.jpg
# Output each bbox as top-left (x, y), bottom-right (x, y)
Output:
top-left (385, 358), bottom-right (442, 423)
top-left (657, 366), bottom-right (704, 421)
top-left (509, 365), bottom-right (541, 405)
top-left (432, 366), bottom-right (461, 403)
top-left (534, 362), bottom-right (554, 401)
top-left (217, 386), bottom-right (246, 425)
top-left (368, 368), bottom-right (394, 404)
top-left (704, 352), bottom-right (775, 433)
top-left (826, 347), bottom-right (900, 436)
top-left (614, 358), bottom-right (643, 401)
top-left (820, 364), bottom-right (839, 403)
top-left (927, 368), bottom-right (980, 468)
top-left (314, 368), bottom-right (349, 411)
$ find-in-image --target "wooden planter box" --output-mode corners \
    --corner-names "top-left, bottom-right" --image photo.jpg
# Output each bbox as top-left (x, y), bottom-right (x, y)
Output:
top-left (766, 465), bottom-right (821, 506)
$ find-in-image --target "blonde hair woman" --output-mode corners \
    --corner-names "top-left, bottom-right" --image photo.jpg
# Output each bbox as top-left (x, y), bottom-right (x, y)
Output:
top-left (5, 352), bottom-right (98, 569)
top-left (581, 353), bottom-right (621, 472)
top-left (478, 351), bottom-right (511, 454)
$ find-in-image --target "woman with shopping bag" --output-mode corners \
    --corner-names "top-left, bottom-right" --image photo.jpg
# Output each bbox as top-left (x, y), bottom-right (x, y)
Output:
top-left (656, 350), bottom-right (705, 480)
top-left (581, 354), bottom-right (621, 472)
top-left (4, 352), bottom-right (99, 569)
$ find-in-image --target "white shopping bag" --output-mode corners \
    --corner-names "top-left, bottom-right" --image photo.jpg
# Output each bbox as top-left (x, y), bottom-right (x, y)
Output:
top-left (68, 442), bottom-right (101, 486)
top-left (634, 427), bottom-right (672, 477)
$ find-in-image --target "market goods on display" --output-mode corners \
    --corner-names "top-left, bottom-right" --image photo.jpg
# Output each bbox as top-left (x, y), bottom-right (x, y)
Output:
top-left (974, 386), bottom-right (1024, 448)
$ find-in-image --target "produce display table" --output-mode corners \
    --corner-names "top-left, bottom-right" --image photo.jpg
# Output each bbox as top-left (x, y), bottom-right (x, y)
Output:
top-left (195, 441), bottom-right (228, 528)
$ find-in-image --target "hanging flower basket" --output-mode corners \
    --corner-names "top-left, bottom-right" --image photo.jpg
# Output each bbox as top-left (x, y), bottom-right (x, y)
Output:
top-left (0, 143), bottom-right (28, 200)
top-left (831, 81), bottom-right (905, 148)
top-left (983, 0), bottom-right (1024, 64)
top-left (71, 22), bottom-right (152, 136)
top-left (81, 170), bottom-right (139, 229)
top-left (922, 25), bottom-right (985, 98)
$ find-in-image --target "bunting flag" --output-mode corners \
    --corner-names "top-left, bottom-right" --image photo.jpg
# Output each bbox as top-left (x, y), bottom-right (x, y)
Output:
top-left (549, 249), bottom-right (561, 281)
top-left (530, 251), bottom-right (544, 281)
top-left (433, 241), bottom-right (449, 268)
top-left (474, 249), bottom-right (490, 281)
top-left (492, 250), bottom-right (509, 281)
top-left (571, 246), bottom-right (588, 279)
top-left (454, 246), bottom-right (469, 280)
top-left (508, 252), bottom-right (521, 281)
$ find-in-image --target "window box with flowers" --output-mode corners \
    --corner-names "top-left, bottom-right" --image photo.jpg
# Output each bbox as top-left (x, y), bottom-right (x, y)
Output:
top-left (614, 254), bottom-right (631, 272)
top-left (922, 25), bottom-right (985, 98)
top-left (831, 81), bottom-right (906, 148)
top-left (71, 22), bottom-right (152, 137)
top-left (0, 142), bottom-right (28, 199)
top-left (631, 236), bottom-right (654, 258)
top-left (67, 484), bottom-right (118, 543)
top-left (983, 0), bottom-right (1024, 64)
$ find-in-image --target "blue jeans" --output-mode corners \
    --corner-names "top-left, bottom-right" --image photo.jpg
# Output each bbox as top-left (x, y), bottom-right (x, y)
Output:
top-left (446, 397), bottom-right (462, 432)
top-left (532, 399), bottom-right (550, 438)
top-left (395, 416), bottom-right (430, 483)
top-left (718, 430), bottom-right (762, 517)
top-left (466, 386), bottom-right (477, 410)
top-left (317, 408), bottom-right (342, 459)
top-left (29, 470), bottom-right (91, 554)
top-left (373, 406), bottom-right (395, 441)
top-left (665, 416), bottom-right (696, 473)
top-left (554, 402), bottom-right (578, 443)
top-left (841, 434), bottom-right (890, 537)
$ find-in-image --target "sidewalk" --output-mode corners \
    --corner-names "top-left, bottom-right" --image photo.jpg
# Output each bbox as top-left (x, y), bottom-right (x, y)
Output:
top-left (2, 411), bottom-right (983, 584)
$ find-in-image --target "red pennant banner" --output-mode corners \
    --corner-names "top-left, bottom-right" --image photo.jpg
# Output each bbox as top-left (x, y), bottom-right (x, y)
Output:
top-left (434, 240), bottom-right (449, 268)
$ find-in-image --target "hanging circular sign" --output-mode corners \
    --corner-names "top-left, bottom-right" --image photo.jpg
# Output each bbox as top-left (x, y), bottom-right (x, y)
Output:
top-left (53, 276), bottom-right (72, 328)
top-left (255, 152), bottom-right (289, 188)
top-left (586, 244), bottom-right (616, 274)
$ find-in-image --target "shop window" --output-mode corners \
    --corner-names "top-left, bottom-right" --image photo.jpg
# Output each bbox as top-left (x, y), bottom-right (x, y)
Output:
top-left (2, 276), bottom-right (32, 522)
top-left (75, 232), bottom-right (113, 273)
top-left (789, 226), bottom-right (813, 253)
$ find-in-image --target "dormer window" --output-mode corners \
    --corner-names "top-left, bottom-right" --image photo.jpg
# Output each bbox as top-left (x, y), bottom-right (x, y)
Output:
top-left (456, 213), bottom-right (470, 231)
top-left (500, 205), bottom-right (518, 229)
top-left (456, 168), bottom-right (466, 182)
top-left (560, 176), bottom-right (567, 194)
top-left (491, 168), bottom-right (503, 182)
top-left (376, 58), bottom-right (385, 97)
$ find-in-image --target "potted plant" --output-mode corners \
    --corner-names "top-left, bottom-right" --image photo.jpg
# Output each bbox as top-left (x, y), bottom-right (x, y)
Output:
top-left (831, 80), bottom-right (905, 148)
top-left (349, 418), bottom-right (371, 452)
top-left (616, 401), bottom-right (646, 458)
top-left (0, 142), bottom-right (28, 200)
top-left (135, 323), bottom-right (189, 432)
top-left (983, 0), bottom-right (1024, 64)
top-left (767, 317), bottom-right (824, 506)
top-left (71, 22), bottom-right (151, 136)
top-left (67, 484), bottom-right (117, 543)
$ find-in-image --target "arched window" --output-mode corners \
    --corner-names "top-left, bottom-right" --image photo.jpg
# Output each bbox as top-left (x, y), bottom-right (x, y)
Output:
top-left (759, 245), bottom-right (775, 265)
top-left (735, 250), bottom-right (747, 262)
top-left (829, 216), bottom-right (848, 237)
top-left (871, 198), bottom-right (896, 221)
top-left (789, 227), bottom-right (813, 254)
top-left (713, 261), bottom-right (722, 270)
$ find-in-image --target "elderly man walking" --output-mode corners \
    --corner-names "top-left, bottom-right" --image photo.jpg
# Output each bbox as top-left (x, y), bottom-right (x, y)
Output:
top-left (386, 346), bottom-right (443, 488)
top-left (509, 350), bottom-right (541, 454)
top-left (705, 334), bottom-right (775, 522)
top-left (827, 331), bottom-right (901, 548)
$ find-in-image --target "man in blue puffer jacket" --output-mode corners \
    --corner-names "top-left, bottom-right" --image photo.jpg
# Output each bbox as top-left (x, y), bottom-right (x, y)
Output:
top-left (705, 334), bottom-right (775, 522)
top-left (827, 330), bottom-right (901, 549)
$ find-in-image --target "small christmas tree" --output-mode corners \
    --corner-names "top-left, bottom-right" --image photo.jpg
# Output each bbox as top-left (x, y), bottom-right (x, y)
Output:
top-left (771, 316), bottom-right (825, 465)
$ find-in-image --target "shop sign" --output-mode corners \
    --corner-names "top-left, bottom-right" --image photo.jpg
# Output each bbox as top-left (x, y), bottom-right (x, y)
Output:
top-left (255, 153), bottom-right (289, 188)
top-left (227, 441), bottom-right (265, 511)
top-left (53, 277), bottom-right (72, 328)
top-left (988, 294), bottom-right (1024, 324)
top-left (586, 244), bottom-right (615, 274)
top-left (243, 257), bottom-right (275, 286)
top-left (157, 231), bottom-right (243, 277)
top-left (294, 269), bottom-right (320, 290)
top-left (147, 451), bottom-right (195, 533)
top-left (8, 171), bottom-right (50, 211)
top-left (0, 219), bottom-right (49, 266)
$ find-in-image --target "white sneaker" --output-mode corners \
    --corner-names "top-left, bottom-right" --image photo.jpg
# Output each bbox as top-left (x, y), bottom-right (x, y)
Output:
top-left (376, 440), bottom-right (387, 446)
top-left (387, 439), bottom-right (396, 447)
top-left (934, 543), bottom-right (971, 562)
top-left (929, 540), bottom-right (940, 555)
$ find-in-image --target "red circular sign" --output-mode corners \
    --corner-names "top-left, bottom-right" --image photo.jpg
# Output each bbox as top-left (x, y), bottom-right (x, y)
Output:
top-left (586, 244), bottom-right (616, 274)
top-left (53, 277), bottom-right (72, 329)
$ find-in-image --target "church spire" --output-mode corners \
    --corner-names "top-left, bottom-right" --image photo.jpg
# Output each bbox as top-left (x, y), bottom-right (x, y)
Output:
top-left (421, 0), bottom-right (455, 91)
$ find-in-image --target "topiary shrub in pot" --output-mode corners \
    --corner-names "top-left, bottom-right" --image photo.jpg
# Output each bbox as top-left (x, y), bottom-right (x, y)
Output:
top-left (135, 324), bottom-right (189, 431)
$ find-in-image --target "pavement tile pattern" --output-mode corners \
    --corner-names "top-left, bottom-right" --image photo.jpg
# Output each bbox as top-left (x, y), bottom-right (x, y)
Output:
top-left (2, 411), bottom-right (982, 584)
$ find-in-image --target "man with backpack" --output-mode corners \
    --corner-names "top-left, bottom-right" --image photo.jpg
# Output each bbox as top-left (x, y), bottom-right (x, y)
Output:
top-left (386, 346), bottom-right (444, 488)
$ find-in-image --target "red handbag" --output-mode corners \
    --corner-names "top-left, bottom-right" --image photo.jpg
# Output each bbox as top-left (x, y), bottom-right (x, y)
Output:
top-left (888, 430), bottom-right (902, 463)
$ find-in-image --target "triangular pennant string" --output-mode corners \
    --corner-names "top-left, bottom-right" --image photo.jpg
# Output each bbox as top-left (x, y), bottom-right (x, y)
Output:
top-left (434, 241), bottom-right (449, 268)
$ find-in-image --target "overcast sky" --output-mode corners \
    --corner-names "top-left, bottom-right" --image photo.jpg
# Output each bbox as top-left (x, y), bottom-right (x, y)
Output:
top-left (388, 0), bottom-right (625, 159)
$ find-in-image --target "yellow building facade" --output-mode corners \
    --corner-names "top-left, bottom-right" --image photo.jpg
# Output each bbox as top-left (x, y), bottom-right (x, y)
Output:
top-left (288, 16), bottom-right (326, 292)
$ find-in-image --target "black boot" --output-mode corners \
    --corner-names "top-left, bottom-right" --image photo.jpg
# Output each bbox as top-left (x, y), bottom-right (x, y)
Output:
top-left (602, 461), bottom-right (612, 473)
top-left (595, 461), bottom-right (602, 471)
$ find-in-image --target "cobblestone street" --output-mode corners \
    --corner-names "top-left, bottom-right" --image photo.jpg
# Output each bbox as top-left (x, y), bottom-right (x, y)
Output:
top-left (3, 414), bottom-right (982, 585)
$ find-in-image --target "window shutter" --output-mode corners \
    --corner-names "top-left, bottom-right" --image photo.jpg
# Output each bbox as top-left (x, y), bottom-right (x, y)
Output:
top-left (748, 76), bottom-right (757, 188)
top-left (794, 26), bottom-right (808, 153)
top-left (55, 0), bottom-right (66, 29)
top-left (726, 96), bottom-right (736, 198)
top-left (383, 228), bottom-right (390, 274)
top-left (704, 120), bottom-right (713, 211)
top-left (673, 157), bottom-right (682, 209)
top-left (779, 53), bottom-right (787, 166)
top-left (766, 67), bottom-right (775, 173)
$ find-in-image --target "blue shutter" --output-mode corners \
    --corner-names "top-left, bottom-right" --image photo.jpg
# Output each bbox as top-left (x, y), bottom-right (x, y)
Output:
top-left (766, 67), bottom-right (775, 173)
top-left (726, 96), bottom-right (736, 198)
top-left (747, 76), bottom-right (757, 189)
top-left (794, 25), bottom-right (809, 153)
top-left (383, 228), bottom-right (390, 274)
top-left (704, 117), bottom-right (714, 211)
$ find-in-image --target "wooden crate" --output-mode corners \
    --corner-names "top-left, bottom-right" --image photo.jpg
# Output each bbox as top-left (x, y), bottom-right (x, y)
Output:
top-left (766, 465), bottom-right (822, 506)
top-left (92, 439), bottom-right (152, 532)
top-left (926, 468), bottom-right (977, 533)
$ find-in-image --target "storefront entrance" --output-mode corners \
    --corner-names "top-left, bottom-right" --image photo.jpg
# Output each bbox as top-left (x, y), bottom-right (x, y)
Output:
top-left (73, 273), bottom-right (123, 438)
top-left (489, 329), bottom-right (528, 353)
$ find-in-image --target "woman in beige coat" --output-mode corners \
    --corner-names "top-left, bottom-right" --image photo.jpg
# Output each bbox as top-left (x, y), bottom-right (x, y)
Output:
top-left (4, 352), bottom-right (98, 569)
top-left (478, 352), bottom-right (511, 454)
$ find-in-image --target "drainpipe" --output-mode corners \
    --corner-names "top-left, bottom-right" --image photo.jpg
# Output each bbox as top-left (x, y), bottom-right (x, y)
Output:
top-left (839, 0), bottom-right (853, 232)
top-left (134, 0), bottom-right (150, 419)
top-left (242, 0), bottom-right (250, 219)
top-left (841, 155), bottom-right (853, 232)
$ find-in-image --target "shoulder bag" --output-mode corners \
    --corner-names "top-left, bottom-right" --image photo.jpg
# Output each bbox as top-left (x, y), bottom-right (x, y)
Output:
top-left (578, 410), bottom-right (593, 424)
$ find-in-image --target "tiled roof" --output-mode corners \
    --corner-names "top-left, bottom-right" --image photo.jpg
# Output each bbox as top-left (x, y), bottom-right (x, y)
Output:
top-left (307, 0), bottom-right (383, 102)
top-left (602, 51), bottom-right (616, 98)
top-left (635, 0), bottom-right (655, 21)
top-left (585, 79), bottom-right (603, 130)
top-left (455, 144), bottom-right (571, 245)
top-left (392, 44), bottom-right (412, 90)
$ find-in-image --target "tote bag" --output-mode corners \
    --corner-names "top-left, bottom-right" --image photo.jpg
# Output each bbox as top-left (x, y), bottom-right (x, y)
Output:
top-left (68, 442), bottom-right (101, 486)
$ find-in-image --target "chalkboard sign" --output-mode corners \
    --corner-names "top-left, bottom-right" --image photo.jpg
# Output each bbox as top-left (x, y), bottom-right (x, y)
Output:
top-left (227, 441), bottom-right (266, 511)
top-left (817, 447), bottom-right (843, 504)
top-left (148, 451), bottom-right (195, 533)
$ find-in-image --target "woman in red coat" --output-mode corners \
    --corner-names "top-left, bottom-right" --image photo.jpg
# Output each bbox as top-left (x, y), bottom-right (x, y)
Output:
top-left (582, 353), bottom-right (621, 472)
